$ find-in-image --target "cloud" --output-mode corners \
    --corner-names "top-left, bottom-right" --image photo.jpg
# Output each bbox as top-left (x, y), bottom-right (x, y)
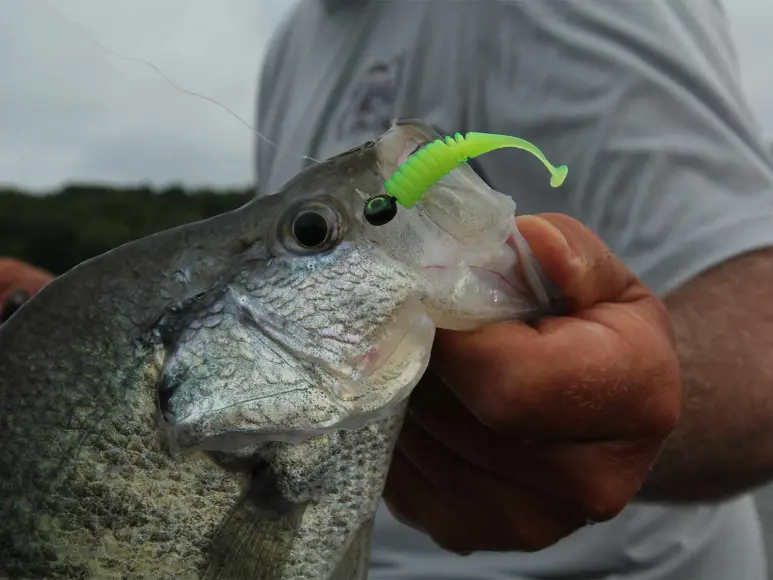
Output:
top-left (0, 0), bottom-right (770, 191)
top-left (0, 0), bottom-right (296, 190)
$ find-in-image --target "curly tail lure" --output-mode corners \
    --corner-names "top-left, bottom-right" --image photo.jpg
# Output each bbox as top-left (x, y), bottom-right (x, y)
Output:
top-left (363, 132), bottom-right (568, 226)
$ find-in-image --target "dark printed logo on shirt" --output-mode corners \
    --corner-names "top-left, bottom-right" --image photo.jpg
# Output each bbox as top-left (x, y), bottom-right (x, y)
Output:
top-left (337, 54), bottom-right (406, 139)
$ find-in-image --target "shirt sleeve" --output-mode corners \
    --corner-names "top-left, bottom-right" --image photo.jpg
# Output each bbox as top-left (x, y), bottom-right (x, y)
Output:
top-left (468, 0), bottom-right (773, 297)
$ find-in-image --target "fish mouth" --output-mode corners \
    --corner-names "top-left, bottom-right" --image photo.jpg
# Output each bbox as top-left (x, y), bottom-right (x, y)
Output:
top-left (157, 300), bottom-right (435, 456)
top-left (373, 120), bottom-right (564, 322)
top-left (402, 216), bottom-right (563, 330)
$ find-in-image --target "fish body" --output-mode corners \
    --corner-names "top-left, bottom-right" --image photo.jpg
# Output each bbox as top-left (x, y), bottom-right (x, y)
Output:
top-left (0, 119), bottom-right (557, 579)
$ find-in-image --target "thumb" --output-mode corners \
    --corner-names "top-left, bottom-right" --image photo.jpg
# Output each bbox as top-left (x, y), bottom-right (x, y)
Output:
top-left (516, 214), bottom-right (641, 312)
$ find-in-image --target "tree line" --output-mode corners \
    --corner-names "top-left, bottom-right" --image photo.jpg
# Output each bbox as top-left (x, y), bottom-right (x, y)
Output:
top-left (0, 184), bottom-right (254, 275)
top-left (2, 142), bottom-right (772, 275)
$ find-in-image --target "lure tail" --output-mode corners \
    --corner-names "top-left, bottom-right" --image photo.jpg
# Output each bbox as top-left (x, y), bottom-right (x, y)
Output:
top-left (384, 132), bottom-right (568, 209)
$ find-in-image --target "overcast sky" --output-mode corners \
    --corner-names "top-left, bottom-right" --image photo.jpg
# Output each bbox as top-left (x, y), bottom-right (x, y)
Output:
top-left (1, 0), bottom-right (771, 192)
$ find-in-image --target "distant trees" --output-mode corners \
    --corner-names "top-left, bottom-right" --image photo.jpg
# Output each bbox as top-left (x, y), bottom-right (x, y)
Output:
top-left (3, 149), bottom-right (773, 275)
top-left (0, 183), bottom-right (254, 275)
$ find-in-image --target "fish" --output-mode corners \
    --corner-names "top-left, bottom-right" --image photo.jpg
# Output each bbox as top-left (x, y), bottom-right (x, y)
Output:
top-left (0, 118), bottom-right (561, 580)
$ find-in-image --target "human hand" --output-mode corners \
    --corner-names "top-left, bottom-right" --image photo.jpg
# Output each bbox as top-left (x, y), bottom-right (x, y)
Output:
top-left (0, 258), bottom-right (53, 322)
top-left (383, 214), bottom-right (681, 554)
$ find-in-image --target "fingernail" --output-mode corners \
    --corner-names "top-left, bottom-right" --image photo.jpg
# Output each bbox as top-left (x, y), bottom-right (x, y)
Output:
top-left (518, 215), bottom-right (584, 271)
top-left (533, 216), bottom-right (571, 253)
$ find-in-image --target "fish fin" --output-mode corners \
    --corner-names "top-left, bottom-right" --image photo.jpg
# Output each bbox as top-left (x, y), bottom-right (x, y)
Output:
top-left (329, 518), bottom-right (375, 580)
top-left (202, 481), bottom-right (307, 580)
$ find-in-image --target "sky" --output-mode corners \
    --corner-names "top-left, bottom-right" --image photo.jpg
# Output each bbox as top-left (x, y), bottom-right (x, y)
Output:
top-left (0, 0), bottom-right (771, 192)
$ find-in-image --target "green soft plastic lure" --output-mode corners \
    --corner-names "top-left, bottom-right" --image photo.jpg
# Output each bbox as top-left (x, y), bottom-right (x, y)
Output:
top-left (363, 131), bottom-right (568, 226)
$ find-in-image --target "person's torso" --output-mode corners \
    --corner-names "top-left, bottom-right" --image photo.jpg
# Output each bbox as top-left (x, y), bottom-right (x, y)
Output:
top-left (255, 2), bottom-right (767, 579)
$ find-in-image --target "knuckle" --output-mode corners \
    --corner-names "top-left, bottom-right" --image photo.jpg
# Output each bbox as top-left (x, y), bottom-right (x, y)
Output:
top-left (648, 295), bottom-right (676, 346)
top-left (644, 393), bottom-right (681, 439)
top-left (584, 499), bottom-right (627, 523)
top-left (473, 383), bottom-right (521, 432)
top-left (621, 325), bottom-right (681, 439)
top-left (580, 479), bottom-right (636, 522)
top-left (451, 350), bottom-right (524, 432)
top-left (475, 402), bottom-right (511, 431)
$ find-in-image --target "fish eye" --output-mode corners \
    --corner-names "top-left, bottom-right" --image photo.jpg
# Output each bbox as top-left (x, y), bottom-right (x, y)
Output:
top-left (276, 197), bottom-right (345, 256)
top-left (292, 211), bottom-right (329, 248)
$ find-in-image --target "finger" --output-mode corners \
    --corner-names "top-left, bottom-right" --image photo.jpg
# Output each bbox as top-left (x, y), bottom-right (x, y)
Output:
top-left (514, 213), bottom-right (675, 357)
top-left (396, 416), bottom-right (584, 551)
top-left (510, 440), bottom-right (662, 522)
top-left (0, 258), bottom-right (53, 302)
top-left (428, 214), bottom-right (680, 439)
top-left (384, 449), bottom-right (478, 554)
top-left (383, 450), bottom-right (434, 534)
top-left (408, 375), bottom-right (661, 521)
top-left (515, 214), bottom-right (647, 312)
top-left (430, 313), bottom-right (680, 440)
top-left (408, 371), bottom-right (503, 472)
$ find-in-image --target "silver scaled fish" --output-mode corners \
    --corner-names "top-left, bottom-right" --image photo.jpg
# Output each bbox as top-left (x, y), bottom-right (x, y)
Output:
top-left (0, 119), bottom-right (560, 580)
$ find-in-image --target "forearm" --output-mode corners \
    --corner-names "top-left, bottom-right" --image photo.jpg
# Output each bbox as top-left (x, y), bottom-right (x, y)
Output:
top-left (637, 248), bottom-right (773, 502)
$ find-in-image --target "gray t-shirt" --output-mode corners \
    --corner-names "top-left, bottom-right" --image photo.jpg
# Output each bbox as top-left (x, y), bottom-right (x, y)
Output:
top-left (255, 1), bottom-right (773, 579)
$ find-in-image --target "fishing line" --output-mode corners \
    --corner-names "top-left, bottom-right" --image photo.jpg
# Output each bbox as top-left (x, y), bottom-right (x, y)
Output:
top-left (33, 0), bottom-right (321, 166)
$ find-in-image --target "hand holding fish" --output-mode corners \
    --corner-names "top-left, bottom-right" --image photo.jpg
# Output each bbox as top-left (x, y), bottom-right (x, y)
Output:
top-left (0, 258), bottom-right (53, 322)
top-left (384, 213), bottom-right (682, 554)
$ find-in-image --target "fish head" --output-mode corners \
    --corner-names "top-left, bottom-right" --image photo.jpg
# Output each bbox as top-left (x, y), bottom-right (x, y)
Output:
top-left (158, 118), bottom-right (558, 457)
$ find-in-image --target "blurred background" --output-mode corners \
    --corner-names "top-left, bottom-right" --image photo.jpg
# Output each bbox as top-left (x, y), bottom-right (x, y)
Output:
top-left (0, 0), bottom-right (771, 275)
top-left (1, 0), bottom-right (773, 573)
top-left (0, 0), bottom-right (296, 274)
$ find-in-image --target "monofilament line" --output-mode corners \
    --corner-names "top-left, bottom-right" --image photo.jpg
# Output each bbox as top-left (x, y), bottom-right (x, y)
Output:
top-left (33, 0), bottom-right (321, 166)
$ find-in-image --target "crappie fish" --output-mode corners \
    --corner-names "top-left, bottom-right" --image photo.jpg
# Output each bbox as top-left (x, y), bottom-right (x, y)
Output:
top-left (0, 119), bottom-right (560, 580)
